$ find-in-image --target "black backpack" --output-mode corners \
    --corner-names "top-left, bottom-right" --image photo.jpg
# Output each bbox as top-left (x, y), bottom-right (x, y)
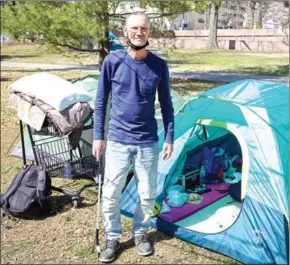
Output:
top-left (1, 164), bottom-right (52, 218)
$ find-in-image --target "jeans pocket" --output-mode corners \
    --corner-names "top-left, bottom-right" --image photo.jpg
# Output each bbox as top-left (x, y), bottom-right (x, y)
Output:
top-left (139, 75), bottom-right (160, 97)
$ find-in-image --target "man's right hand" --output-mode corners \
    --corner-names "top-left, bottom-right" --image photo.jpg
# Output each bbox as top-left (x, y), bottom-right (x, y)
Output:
top-left (92, 140), bottom-right (105, 161)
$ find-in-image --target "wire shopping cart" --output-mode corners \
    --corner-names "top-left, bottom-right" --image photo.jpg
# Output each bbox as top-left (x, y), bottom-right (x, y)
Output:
top-left (19, 114), bottom-right (99, 207)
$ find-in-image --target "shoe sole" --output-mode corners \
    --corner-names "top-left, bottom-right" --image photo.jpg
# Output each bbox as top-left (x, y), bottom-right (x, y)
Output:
top-left (138, 250), bottom-right (153, 256)
top-left (99, 257), bottom-right (115, 263)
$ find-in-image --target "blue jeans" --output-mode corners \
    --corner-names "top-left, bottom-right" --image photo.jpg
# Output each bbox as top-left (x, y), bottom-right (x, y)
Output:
top-left (102, 140), bottom-right (159, 240)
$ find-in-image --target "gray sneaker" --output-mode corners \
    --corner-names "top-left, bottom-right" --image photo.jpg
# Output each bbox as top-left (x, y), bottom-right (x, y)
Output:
top-left (134, 234), bottom-right (153, 256)
top-left (99, 239), bottom-right (120, 263)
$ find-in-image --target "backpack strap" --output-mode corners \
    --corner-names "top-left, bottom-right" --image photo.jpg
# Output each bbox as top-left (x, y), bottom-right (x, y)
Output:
top-left (37, 168), bottom-right (51, 200)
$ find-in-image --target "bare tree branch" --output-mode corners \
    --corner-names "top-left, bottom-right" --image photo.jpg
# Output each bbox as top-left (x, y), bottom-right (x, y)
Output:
top-left (109, 9), bottom-right (196, 19)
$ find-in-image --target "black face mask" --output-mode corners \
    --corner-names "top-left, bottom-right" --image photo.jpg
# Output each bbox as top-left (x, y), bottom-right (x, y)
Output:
top-left (127, 40), bottom-right (149, 51)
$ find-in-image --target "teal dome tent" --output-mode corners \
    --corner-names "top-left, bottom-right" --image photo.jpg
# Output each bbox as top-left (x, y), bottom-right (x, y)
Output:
top-left (120, 79), bottom-right (289, 265)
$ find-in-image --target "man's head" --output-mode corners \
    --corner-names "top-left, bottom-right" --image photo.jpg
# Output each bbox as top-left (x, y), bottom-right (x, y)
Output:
top-left (124, 11), bottom-right (151, 47)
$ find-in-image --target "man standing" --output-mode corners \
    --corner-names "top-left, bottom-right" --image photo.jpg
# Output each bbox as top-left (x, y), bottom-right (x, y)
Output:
top-left (93, 11), bottom-right (174, 263)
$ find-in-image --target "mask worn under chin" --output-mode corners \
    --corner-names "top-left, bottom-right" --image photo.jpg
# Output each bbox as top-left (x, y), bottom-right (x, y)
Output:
top-left (127, 40), bottom-right (149, 51)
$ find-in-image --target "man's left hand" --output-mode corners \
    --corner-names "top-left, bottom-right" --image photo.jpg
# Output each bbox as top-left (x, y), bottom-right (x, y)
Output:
top-left (163, 143), bottom-right (173, 160)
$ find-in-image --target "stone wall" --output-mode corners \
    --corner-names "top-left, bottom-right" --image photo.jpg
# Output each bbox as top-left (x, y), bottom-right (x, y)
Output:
top-left (120, 29), bottom-right (289, 52)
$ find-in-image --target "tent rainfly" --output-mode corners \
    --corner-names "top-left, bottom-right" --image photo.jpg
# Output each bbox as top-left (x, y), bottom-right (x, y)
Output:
top-left (120, 79), bottom-right (289, 265)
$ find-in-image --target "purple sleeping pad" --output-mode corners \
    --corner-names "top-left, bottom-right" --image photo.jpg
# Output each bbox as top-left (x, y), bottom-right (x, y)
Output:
top-left (158, 183), bottom-right (230, 223)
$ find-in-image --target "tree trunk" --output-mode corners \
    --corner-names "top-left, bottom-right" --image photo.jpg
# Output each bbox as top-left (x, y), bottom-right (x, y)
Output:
top-left (207, 1), bottom-right (219, 49)
top-left (99, 14), bottom-right (110, 71)
top-left (204, 7), bottom-right (210, 29)
top-left (256, 0), bottom-right (264, 28)
top-left (97, 2), bottom-right (110, 71)
top-left (251, 2), bottom-right (256, 29)
top-left (98, 30), bottom-right (109, 71)
top-left (237, 3), bottom-right (240, 29)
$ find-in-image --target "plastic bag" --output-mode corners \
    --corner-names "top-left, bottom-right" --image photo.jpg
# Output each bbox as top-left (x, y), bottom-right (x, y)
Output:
top-left (167, 190), bottom-right (189, 207)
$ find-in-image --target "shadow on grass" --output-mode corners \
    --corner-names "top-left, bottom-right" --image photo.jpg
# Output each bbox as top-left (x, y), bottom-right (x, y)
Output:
top-left (171, 78), bottom-right (225, 96)
top-left (115, 229), bottom-right (174, 260)
top-left (0, 77), bottom-right (10, 82)
top-left (237, 64), bottom-right (289, 76)
top-left (1, 66), bottom-right (98, 72)
top-left (118, 229), bottom-right (240, 264)
top-left (1, 54), bottom-right (39, 60)
top-left (167, 59), bottom-right (204, 65)
top-left (1, 192), bottom-right (97, 225)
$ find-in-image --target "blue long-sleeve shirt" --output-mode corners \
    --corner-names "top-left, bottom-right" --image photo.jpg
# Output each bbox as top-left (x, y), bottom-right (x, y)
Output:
top-left (94, 50), bottom-right (174, 144)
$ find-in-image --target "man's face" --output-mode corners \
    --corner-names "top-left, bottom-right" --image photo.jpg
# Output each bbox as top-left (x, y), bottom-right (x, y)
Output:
top-left (125, 15), bottom-right (150, 46)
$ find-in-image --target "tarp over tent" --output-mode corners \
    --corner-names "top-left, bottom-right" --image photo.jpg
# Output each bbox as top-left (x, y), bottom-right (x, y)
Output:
top-left (120, 79), bottom-right (289, 265)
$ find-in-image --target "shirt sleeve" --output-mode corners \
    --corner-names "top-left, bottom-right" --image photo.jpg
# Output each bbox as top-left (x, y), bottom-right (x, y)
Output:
top-left (157, 61), bottom-right (174, 144)
top-left (93, 56), bottom-right (112, 140)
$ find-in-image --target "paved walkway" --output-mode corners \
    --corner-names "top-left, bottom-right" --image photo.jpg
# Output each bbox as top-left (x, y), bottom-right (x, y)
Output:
top-left (2, 61), bottom-right (289, 85)
top-left (170, 70), bottom-right (289, 85)
top-left (1, 61), bottom-right (98, 71)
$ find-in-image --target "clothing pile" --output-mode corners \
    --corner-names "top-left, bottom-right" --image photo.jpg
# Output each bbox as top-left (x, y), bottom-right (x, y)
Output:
top-left (9, 72), bottom-right (93, 149)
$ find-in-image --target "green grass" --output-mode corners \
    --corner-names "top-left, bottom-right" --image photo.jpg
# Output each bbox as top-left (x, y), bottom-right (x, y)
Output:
top-left (167, 48), bottom-right (289, 76)
top-left (73, 246), bottom-right (93, 257)
top-left (1, 43), bottom-right (289, 76)
top-left (171, 78), bottom-right (225, 97)
top-left (1, 43), bottom-right (98, 66)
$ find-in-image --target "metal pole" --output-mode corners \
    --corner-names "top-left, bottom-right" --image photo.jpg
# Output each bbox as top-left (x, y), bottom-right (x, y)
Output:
top-left (95, 155), bottom-right (103, 256)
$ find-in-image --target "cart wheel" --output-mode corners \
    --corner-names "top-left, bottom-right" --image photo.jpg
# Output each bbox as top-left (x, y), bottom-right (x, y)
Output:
top-left (72, 198), bottom-right (80, 208)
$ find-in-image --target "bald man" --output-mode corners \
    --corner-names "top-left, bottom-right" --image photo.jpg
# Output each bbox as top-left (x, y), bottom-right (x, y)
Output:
top-left (93, 11), bottom-right (174, 263)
